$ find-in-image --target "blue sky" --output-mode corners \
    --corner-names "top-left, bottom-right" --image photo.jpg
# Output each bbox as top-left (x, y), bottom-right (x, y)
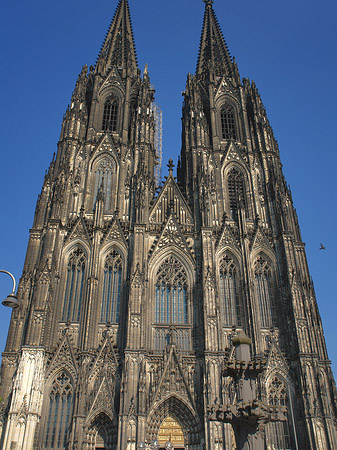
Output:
top-left (0, 0), bottom-right (336, 374)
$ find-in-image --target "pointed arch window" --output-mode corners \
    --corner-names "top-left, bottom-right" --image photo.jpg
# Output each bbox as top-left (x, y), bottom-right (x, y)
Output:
top-left (266, 376), bottom-right (296, 449)
top-left (221, 103), bottom-right (237, 140)
top-left (227, 167), bottom-right (246, 219)
top-left (102, 96), bottom-right (119, 132)
top-left (219, 255), bottom-right (241, 326)
top-left (101, 250), bottom-right (123, 323)
top-left (155, 256), bottom-right (188, 324)
top-left (44, 372), bottom-right (73, 449)
top-left (62, 249), bottom-right (86, 322)
top-left (254, 256), bottom-right (275, 328)
top-left (93, 157), bottom-right (115, 212)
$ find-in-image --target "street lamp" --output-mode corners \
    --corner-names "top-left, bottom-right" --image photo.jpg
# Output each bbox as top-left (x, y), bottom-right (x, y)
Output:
top-left (0, 270), bottom-right (18, 308)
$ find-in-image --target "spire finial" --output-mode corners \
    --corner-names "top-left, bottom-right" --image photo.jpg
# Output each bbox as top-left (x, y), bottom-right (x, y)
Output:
top-left (203, 0), bottom-right (214, 6)
top-left (167, 159), bottom-right (174, 176)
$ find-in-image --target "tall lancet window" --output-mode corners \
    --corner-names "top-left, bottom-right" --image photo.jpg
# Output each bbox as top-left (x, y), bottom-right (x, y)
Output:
top-left (93, 157), bottom-right (114, 212)
top-left (102, 96), bottom-right (119, 132)
top-left (254, 256), bottom-right (275, 328)
top-left (62, 249), bottom-right (86, 322)
top-left (101, 250), bottom-right (123, 323)
top-left (219, 255), bottom-right (241, 326)
top-left (44, 372), bottom-right (73, 449)
top-left (155, 256), bottom-right (188, 324)
top-left (221, 103), bottom-right (237, 140)
top-left (266, 377), bottom-right (295, 449)
top-left (227, 167), bottom-right (246, 219)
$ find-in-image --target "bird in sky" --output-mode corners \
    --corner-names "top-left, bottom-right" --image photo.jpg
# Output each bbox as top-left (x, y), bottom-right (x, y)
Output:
top-left (320, 243), bottom-right (326, 250)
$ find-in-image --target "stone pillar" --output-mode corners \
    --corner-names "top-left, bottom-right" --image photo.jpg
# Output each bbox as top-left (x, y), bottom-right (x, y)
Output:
top-left (2, 347), bottom-right (45, 450)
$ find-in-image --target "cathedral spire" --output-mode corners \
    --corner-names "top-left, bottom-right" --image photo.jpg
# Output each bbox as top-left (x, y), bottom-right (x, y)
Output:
top-left (96, 0), bottom-right (138, 76)
top-left (197, 0), bottom-right (233, 78)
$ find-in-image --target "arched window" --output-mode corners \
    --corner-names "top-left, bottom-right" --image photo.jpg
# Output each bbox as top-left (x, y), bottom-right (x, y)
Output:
top-left (266, 377), bottom-right (296, 449)
top-left (155, 256), bottom-right (188, 324)
top-left (44, 372), bottom-right (73, 449)
top-left (100, 250), bottom-right (123, 323)
top-left (219, 255), bottom-right (241, 326)
top-left (62, 249), bottom-right (86, 322)
top-left (254, 256), bottom-right (275, 328)
top-left (93, 157), bottom-right (115, 212)
top-left (227, 167), bottom-right (246, 219)
top-left (221, 103), bottom-right (237, 140)
top-left (102, 97), bottom-right (118, 132)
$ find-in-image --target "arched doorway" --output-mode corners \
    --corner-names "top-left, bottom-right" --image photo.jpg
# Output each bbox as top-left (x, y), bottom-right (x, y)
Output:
top-left (86, 412), bottom-right (115, 450)
top-left (146, 395), bottom-right (202, 448)
top-left (158, 415), bottom-right (185, 449)
top-left (95, 425), bottom-right (108, 449)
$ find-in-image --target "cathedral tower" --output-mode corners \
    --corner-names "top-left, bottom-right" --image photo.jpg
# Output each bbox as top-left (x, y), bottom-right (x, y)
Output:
top-left (0, 1), bottom-right (336, 449)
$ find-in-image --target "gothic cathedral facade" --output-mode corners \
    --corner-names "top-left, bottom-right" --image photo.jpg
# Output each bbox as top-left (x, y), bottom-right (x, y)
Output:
top-left (0, 1), bottom-right (336, 449)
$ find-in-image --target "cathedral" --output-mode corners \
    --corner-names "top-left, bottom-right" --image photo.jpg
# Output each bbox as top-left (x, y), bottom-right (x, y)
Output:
top-left (0, 0), bottom-right (336, 449)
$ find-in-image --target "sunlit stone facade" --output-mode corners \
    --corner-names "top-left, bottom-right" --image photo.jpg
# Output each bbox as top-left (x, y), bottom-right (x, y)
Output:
top-left (0, 1), bottom-right (336, 449)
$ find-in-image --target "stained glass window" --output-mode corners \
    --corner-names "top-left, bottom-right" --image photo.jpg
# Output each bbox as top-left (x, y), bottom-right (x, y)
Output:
top-left (62, 249), bottom-right (86, 322)
top-left (155, 256), bottom-right (188, 324)
top-left (221, 103), bottom-right (237, 140)
top-left (44, 372), bottom-right (73, 449)
top-left (227, 167), bottom-right (246, 219)
top-left (101, 250), bottom-right (122, 323)
top-left (254, 256), bottom-right (274, 328)
top-left (93, 157), bottom-right (114, 212)
top-left (102, 97), bottom-right (118, 132)
top-left (219, 255), bottom-right (241, 326)
top-left (266, 377), bottom-right (295, 449)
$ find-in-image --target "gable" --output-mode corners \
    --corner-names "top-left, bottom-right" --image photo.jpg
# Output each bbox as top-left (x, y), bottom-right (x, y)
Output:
top-left (222, 141), bottom-right (248, 167)
top-left (65, 215), bottom-right (91, 246)
top-left (148, 214), bottom-right (194, 262)
top-left (149, 175), bottom-right (193, 229)
top-left (89, 133), bottom-right (120, 167)
top-left (250, 226), bottom-right (274, 253)
top-left (150, 345), bottom-right (195, 410)
top-left (99, 67), bottom-right (125, 96)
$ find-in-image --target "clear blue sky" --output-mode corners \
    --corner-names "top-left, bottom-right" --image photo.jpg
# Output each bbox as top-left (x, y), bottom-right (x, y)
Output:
top-left (0, 0), bottom-right (336, 374)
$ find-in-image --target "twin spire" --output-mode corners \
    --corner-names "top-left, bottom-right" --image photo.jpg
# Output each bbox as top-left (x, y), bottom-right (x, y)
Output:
top-left (96, 0), bottom-right (138, 75)
top-left (197, 0), bottom-right (233, 77)
top-left (96, 0), bottom-right (233, 79)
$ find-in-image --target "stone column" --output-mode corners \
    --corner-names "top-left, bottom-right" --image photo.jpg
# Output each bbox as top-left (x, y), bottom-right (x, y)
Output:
top-left (2, 347), bottom-right (45, 450)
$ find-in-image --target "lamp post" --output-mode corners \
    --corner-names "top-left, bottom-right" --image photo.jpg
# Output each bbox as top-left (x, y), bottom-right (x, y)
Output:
top-left (0, 270), bottom-right (19, 308)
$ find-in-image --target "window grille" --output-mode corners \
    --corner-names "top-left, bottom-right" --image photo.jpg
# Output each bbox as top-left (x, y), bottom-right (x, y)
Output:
top-left (219, 255), bottom-right (241, 326)
top-left (266, 377), bottom-right (295, 449)
top-left (44, 372), bottom-right (73, 449)
top-left (254, 256), bottom-right (274, 328)
top-left (102, 97), bottom-right (118, 132)
top-left (227, 168), bottom-right (246, 219)
top-left (62, 249), bottom-right (86, 322)
top-left (100, 250), bottom-right (122, 323)
top-left (155, 256), bottom-right (188, 324)
top-left (221, 104), bottom-right (237, 140)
